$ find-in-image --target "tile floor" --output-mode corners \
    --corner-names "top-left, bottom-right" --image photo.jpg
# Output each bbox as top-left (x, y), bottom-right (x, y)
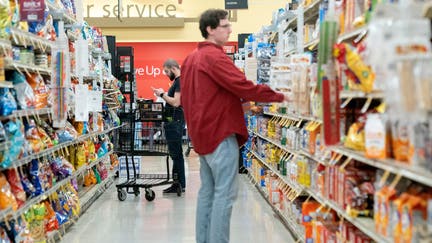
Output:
top-left (62, 152), bottom-right (295, 243)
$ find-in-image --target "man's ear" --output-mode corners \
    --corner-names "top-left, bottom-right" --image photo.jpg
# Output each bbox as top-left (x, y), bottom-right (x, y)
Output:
top-left (206, 26), bottom-right (214, 36)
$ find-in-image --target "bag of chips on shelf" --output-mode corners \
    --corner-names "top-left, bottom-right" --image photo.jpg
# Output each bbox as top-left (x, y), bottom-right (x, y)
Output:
top-left (37, 126), bottom-right (54, 148)
top-left (29, 160), bottom-right (44, 196)
top-left (1, 120), bottom-right (25, 168)
top-left (74, 144), bottom-right (86, 169)
top-left (39, 161), bottom-right (54, 191)
top-left (87, 139), bottom-right (97, 162)
top-left (110, 153), bottom-right (119, 170)
top-left (27, 203), bottom-right (46, 242)
top-left (17, 217), bottom-right (34, 242)
top-left (56, 122), bottom-right (78, 143)
top-left (83, 169), bottom-right (96, 187)
top-left (19, 169), bottom-right (36, 198)
top-left (39, 120), bottom-right (59, 146)
top-left (24, 120), bottom-right (45, 153)
top-left (344, 121), bottom-right (366, 151)
top-left (97, 161), bottom-right (108, 180)
top-left (43, 201), bottom-right (59, 233)
top-left (26, 73), bottom-right (49, 109)
top-left (0, 172), bottom-right (18, 211)
top-left (93, 167), bottom-right (101, 184)
top-left (8, 71), bottom-right (36, 110)
top-left (73, 121), bottom-right (85, 135)
top-left (0, 225), bottom-right (11, 242)
top-left (5, 169), bottom-right (26, 208)
top-left (0, 88), bottom-right (18, 116)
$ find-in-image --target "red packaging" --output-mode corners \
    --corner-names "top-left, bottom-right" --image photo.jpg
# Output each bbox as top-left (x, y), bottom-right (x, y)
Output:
top-left (322, 76), bottom-right (340, 146)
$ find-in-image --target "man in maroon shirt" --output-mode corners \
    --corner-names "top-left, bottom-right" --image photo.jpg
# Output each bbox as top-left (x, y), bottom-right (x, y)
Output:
top-left (181, 9), bottom-right (289, 243)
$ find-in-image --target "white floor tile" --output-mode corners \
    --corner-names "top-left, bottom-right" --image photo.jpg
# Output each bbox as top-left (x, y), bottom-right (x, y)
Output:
top-left (61, 152), bottom-right (296, 243)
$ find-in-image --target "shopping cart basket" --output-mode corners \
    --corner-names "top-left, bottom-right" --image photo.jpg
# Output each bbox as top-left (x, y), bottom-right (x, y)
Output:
top-left (114, 101), bottom-right (182, 201)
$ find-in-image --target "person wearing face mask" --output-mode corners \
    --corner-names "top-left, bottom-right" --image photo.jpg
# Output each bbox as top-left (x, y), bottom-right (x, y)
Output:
top-left (152, 59), bottom-right (186, 193)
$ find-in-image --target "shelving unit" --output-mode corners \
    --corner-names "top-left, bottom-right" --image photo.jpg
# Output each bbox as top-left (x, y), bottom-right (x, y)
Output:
top-left (246, 168), bottom-right (306, 242)
top-left (10, 27), bottom-right (53, 52)
top-left (264, 111), bottom-right (322, 123)
top-left (337, 26), bottom-right (368, 43)
top-left (284, 0), bottom-right (322, 33)
top-left (4, 58), bottom-right (52, 76)
top-left (332, 146), bottom-right (432, 188)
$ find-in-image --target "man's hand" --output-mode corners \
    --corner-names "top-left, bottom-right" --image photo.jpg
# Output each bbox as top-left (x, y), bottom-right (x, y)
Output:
top-left (283, 94), bottom-right (291, 102)
top-left (152, 87), bottom-right (165, 97)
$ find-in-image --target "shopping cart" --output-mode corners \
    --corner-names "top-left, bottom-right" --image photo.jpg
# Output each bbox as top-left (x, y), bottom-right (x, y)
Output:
top-left (114, 100), bottom-right (182, 201)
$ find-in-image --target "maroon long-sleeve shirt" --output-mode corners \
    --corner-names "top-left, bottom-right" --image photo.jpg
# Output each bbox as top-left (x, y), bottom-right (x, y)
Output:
top-left (181, 41), bottom-right (284, 154)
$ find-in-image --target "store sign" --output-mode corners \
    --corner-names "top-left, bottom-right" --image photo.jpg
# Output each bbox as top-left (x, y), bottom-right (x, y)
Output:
top-left (117, 42), bottom-right (237, 99)
top-left (85, 3), bottom-right (178, 18)
top-left (19, 0), bottom-right (45, 21)
top-left (225, 0), bottom-right (248, 10)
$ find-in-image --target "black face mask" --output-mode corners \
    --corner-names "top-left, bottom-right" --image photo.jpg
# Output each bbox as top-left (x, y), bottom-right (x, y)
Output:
top-left (169, 72), bottom-right (176, 81)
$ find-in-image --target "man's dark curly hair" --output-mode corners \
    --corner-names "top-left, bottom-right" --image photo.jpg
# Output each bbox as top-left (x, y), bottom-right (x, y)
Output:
top-left (199, 9), bottom-right (229, 39)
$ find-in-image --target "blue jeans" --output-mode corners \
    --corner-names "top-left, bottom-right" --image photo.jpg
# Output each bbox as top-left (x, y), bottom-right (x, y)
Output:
top-left (164, 121), bottom-right (186, 189)
top-left (196, 135), bottom-right (239, 243)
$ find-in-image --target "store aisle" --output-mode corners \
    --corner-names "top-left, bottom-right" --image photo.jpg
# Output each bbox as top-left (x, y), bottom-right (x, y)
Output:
top-left (62, 153), bottom-right (295, 243)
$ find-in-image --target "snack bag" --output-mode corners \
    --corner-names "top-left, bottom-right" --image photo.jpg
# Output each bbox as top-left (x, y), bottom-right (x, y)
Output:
top-left (0, 172), bottom-right (17, 211)
top-left (5, 169), bottom-right (26, 208)
top-left (26, 73), bottom-right (49, 109)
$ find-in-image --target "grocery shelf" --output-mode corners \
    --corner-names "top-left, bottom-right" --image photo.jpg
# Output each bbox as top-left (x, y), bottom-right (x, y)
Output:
top-left (332, 146), bottom-right (432, 188)
top-left (10, 28), bottom-right (53, 52)
top-left (250, 129), bottom-right (328, 166)
top-left (264, 111), bottom-right (322, 123)
top-left (304, 38), bottom-right (319, 50)
top-left (284, 0), bottom-right (322, 33)
top-left (250, 150), bottom-right (304, 194)
top-left (246, 169), bottom-right (306, 242)
top-left (0, 107), bottom-right (51, 121)
top-left (0, 81), bottom-right (14, 88)
top-left (4, 59), bottom-right (52, 76)
top-left (303, 187), bottom-right (390, 243)
top-left (284, 49), bottom-right (296, 57)
top-left (80, 170), bottom-right (116, 209)
top-left (248, 130), bottom-right (392, 241)
top-left (340, 90), bottom-right (384, 99)
top-left (250, 129), bottom-right (297, 155)
top-left (337, 26), bottom-right (368, 43)
top-left (0, 39), bottom-right (12, 54)
top-left (3, 151), bottom-right (113, 222)
top-left (46, 1), bottom-right (77, 24)
top-left (1, 126), bottom-right (121, 171)
top-left (299, 149), bottom-right (328, 166)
